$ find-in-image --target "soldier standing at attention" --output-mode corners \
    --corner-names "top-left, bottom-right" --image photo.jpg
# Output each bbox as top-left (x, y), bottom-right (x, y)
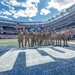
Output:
top-left (24, 29), bottom-right (30, 47)
top-left (37, 31), bottom-right (41, 46)
top-left (63, 28), bottom-right (71, 46)
top-left (57, 31), bottom-right (62, 46)
top-left (49, 30), bottom-right (52, 45)
top-left (46, 30), bottom-right (50, 45)
top-left (30, 30), bottom-right (35, 47)
top-left (40, 30), bottom-right (44, 46)
top-left (52, 28), bottom-right (56, 45)
top-left (42, 30), bottom-right (45, 46)
top-left (16, 25), bottom-right (24, 48)
top-left (43, 29), bottom-right (46, 45)
top-left (34, 30), bottom-right (38, 46)
top-left (62, 29), bottom-right (68, 46)
top-left (37, 31), bottom-right (39, 46)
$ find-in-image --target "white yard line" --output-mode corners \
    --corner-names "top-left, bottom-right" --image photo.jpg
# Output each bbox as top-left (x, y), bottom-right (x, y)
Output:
top-left (26, 49), bottom-right (55, 67)
top-left (38, 47), bottom-right (75, 59)
top-left (0, 46), bottom-right (75, 72)
top-left (0, 50), bottom-right (19, 72)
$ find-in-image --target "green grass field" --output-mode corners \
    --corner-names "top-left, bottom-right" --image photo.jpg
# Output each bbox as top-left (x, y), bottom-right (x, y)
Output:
top-left (0, 39), bottom-right (18, 46)
top-left (0, 39), bottom-right (75, 46)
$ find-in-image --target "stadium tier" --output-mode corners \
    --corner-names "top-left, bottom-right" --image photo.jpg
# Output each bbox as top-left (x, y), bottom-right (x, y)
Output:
top-left (0, 4), bottom-right (75, 39)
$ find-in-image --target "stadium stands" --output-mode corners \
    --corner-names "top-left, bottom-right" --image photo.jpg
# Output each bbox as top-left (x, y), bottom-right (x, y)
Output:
top-left (0, 4), bottom-right (75, 39)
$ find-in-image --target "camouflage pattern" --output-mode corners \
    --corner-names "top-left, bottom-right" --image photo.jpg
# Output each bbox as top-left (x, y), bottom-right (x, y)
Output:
top-left (16, 26), bottom-right (70, 48)
top-left (30, 30), bottom-right (35, 47)
top-left (16, 25), bottom-right (24, 48)
top-left (24, 29), bottom-right (30, 47)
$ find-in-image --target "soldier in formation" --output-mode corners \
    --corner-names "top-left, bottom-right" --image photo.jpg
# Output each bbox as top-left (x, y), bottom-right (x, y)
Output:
top-left (16, 26), bottom-right (70, 48)
top-left (24, 29), bottom-right (30, 47)
top-left (16, 25), bottom-right (24, 48)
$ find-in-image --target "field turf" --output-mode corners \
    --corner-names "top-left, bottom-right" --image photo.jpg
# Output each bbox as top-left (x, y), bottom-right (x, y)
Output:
top-left (0, 39), bottom-right (75, 46)
top-left (0, 39), bottom-right (18, 46)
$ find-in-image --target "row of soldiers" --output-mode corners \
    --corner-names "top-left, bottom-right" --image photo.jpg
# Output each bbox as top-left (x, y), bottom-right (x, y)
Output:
top-left (16, 25), bottom-right (69, 48)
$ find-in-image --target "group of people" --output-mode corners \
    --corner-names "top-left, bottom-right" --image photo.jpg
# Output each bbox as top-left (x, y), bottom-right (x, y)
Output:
top-left (16, 25), bottom-right (69, 48)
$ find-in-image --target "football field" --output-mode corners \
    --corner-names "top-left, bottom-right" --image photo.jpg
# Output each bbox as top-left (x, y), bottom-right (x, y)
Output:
top-left (0, 39), bottom-right (18, 46)
top-left (0, 39), bottom-right (75, 46)
top-left (0, 39), bottom-right (75, 75)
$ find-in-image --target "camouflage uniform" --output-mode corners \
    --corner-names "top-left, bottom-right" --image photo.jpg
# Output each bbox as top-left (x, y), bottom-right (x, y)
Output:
top-left (63, 30), bottom-right (68, 46)
top-left (25, 29), bottom-right (30, 47)
top-left (37, 31), bottom-right (41, 46)
top-left (51, 29), bottom-right (56, 45)
top-left (49, 31), bottom-right (52, 45)
top-left (34, 31), bottom-right (38, 46)
top-left (43, 30), bottom-right (47, 45)
top-left (57, 31), bottom-right (62, 46)
top-left (45, 30), bottom-right (49, 45)
top-left (40, 30), bottom-right (44, 46)
top-left (16, 26), bottom-right (24, 48)
top-left (30, 30), bottom-right (35, 47)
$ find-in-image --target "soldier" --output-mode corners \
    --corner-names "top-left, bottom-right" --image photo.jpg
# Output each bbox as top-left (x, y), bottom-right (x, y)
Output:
top-left (42, 29), bottom-right (45, 46)
top-left (34, 30), bottom-right (38, 46)
top-left (16, 25), bottom-right (24, 48)
top-left (57, 31), bottom-right (62, 46)
top-left (49, 30), bottom-right (52, 45)
top-left (45, 30), bottom-right (50, 45)
top-left (51, 28), bottom-right (56, 45)
top-left (40, 30), bottom-right (44, 46)
top-left (43, 29), bottom-right (46, 45)
top-left (30, 30), bottom-right (35, 47)
top-left (62, 28), bottom-right (71, 46)
top-left (37, 31), bottom-right (41, 46)
top-left (24, 29), bottom-right (30, 47)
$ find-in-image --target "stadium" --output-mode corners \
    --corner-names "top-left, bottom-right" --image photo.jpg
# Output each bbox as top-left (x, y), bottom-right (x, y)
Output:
top-left (0, 2), bottom-right (75, 75)
top-left (0, 4), bottom-right (75, 40)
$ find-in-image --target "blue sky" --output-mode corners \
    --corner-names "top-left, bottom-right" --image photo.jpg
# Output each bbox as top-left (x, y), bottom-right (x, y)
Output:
top-left (0, 0), bottom-right (75, 22)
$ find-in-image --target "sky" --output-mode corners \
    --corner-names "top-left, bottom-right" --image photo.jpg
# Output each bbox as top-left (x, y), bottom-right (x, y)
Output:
top-left (0, 0), bottom-right (75, 22)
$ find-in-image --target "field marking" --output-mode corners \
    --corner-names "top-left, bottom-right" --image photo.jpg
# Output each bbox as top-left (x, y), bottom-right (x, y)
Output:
top-left (38, 47), bottom-right (75, 59)
top-left (26, 49), bottom-right (55, 67)
top-left (0, 50), bottom-right (19, 72)
top-left (0, 47), bottom-right (75, 72)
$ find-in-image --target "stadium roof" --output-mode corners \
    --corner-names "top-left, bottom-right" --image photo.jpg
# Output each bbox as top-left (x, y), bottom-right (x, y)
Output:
top-left (47, 4), bottom-right (75, 23)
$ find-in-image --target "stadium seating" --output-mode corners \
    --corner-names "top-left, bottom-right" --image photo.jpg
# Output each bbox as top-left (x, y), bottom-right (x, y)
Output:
top-left (0, 4), bottom-right (75, 39)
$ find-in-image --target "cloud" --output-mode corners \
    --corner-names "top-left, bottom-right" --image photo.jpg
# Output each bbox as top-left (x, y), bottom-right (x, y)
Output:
top-left (0, 9), bottom-right (12, 16)
top-left (40, 8), bottom-right (51, 15)
top-left (0, 15), bottom-right (8, 18)
top-left (1, 1), bottom-right (11, 9)
top-left (46, 0), bottom-right (75, 11)
top-left (12, 9), bottom-right (26, 18)
top-left (40, 0), bottom-right (75, 16)
top-left (0, 15), bottom-right (12, 20)
top-left (10, 4), bottom-right (38, 18)
top-left (2, 0), bottom-right (21, 7)
top-left (28, 18), bottom-right (32, 21)
top-left (0, 0), bottom-right (40, 19)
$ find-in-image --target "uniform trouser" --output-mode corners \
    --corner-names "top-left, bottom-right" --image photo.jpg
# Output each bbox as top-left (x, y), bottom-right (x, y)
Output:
top-left (40, 38), bottom-right (43, 46)
top-left (63, 38), bottom-right (68, 45)
top-left (45, 38), bottom-right (49, 45)
top-left (49, 37), bottom-right (51, 45)
top-left (52, 38), bottom-right (55, 45)
top-left (25, 38), bottom-right (30, 47)
top-left (18, 39), bottom-right (24, 48)
top-left (31, 38), bottom-right (35, 47)
top-left (43, 39), bottom-right (45, 45)
top-left (58, 39), bottom-right (62, 45)
top-left (34, 39), bottom-right (38, 46)
top-left (55, 38), bottom-right (58, 45)
top-left (38, 39), bottom-right (40, 46)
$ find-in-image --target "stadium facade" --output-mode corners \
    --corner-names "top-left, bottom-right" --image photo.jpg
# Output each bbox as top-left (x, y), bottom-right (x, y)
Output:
top-left (0, 4), bottom-right (75, 39)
